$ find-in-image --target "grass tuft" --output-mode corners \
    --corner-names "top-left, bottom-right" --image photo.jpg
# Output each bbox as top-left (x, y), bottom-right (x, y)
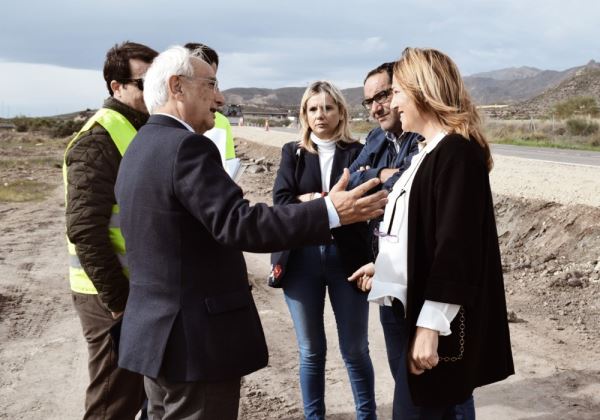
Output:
top-left (0, 180), bottom-right (53, 202)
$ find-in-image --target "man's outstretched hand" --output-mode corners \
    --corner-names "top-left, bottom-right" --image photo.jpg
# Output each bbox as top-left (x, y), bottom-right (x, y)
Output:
top-left (329, 168), bottom-right (388, 225)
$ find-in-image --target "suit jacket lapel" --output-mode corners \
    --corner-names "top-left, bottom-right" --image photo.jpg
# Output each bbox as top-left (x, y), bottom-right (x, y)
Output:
top-left (302, 150), bottom-right (322, 192)
top-left (330, 144), bottom-right (350, 189)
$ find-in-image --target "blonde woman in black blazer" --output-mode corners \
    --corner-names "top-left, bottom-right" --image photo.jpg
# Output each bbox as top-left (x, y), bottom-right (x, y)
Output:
top-left (350, 49), bottom-right (514, 418)
top-left (272, 81), bottom-right (376, 419)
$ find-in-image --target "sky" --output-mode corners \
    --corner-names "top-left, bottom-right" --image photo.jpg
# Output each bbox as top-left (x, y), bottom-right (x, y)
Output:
top-left (1, 0), bottom-right (599, 117)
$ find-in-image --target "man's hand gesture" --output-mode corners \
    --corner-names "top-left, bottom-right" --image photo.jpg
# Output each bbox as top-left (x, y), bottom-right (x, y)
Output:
top-left (329, 169), bottom-right (388, 225)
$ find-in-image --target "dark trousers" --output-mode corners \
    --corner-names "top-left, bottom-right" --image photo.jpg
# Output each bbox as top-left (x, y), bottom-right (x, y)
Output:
top-left (144, 375), bottom-right (241, 420)
top-left (380, 303), bottom-right (475, 420)
top-left (72, 292), bottom-right (145, 420)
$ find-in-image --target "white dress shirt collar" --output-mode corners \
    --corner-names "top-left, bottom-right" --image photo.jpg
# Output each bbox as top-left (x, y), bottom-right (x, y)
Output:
top-left (155, 113), bottom-right (195, 133)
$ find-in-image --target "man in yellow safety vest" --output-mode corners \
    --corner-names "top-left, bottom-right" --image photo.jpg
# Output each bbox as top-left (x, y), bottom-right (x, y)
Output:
top-left (63, 41), bottom-right (157, 419)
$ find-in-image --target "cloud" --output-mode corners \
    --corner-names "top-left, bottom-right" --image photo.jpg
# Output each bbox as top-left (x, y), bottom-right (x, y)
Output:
top-left (0, 62), bottom-right (105, 117)
top-left (217, 35), bottom-right (394, 89)
top-left (2, 0), bottom-right (600, 115)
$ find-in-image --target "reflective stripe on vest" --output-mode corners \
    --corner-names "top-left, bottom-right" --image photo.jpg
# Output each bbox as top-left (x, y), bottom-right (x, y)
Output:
top-left (63, 108), bottom-right (136, 294)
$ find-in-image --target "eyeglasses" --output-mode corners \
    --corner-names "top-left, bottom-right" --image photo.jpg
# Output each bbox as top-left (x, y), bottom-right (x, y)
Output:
top-left (361, 88), bottom-right (392, 110)
top-left (180, 75), bottom-right (219, 92)
top-left (119, 78), bottom-right (144, 91)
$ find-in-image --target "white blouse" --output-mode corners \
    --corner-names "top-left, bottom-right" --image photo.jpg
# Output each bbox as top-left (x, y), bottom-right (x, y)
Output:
top-left (367, 131), bottom-right (460, 336)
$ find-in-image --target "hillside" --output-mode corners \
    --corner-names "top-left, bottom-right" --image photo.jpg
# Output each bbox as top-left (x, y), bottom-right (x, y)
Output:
top-left (486, 64), bottom-right (600, 118)
top-left (465, 61), bottom-right (600, 106)
top-left (224, 87), bottom-right (304, 108)
top-left (465, 69), bottom-right (567, 104)
top-left (469, 66), bottom-right (543, 81)
top-left (223, 86), bottom-right (366, 113)
top-left (222, 61), bottom-right (600, 114)
top-left (514, 67), bottom-right (600, 117)
top-left (15, 61), bottom-right (598, 121)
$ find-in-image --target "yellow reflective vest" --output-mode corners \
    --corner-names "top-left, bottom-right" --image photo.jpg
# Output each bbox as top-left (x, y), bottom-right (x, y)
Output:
top-left (204, 111), bottom-right (235, 161)
top-left (62, 108), bottom-right (136, 294)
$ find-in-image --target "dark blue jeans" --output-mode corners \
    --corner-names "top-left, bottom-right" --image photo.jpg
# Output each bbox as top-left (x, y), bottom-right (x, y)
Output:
top-left (283, 245), bottom-right (376, 420)
top-left (380, 304), bottom-right (476, 420)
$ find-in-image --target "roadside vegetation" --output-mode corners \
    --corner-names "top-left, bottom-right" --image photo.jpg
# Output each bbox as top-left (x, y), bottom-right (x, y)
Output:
top-left (349, 114), bottom-right (600, 151)
top-left (0, 179), bottom-right (53, 202)
top-left (2, 115), bottom-right (86, 138)
top-left (0, 131), bottom-right (67, 203)
top-left (484, 96), bottom-right (600, 151)
top-left (242, 117), bottom-right (293, 128)
top-left (484, 118), bottom-right (600, 151)
top-left (349, 120), bottom-right (377, 138)
top-left (350, 97), bottom-right (600, 151)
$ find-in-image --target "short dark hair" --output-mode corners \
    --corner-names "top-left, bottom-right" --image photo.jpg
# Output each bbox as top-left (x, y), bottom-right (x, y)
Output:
top-left (103, 41), bottom-right (158, 96)
top-left (363, 62), bottom-right (394, 85)
top-left (184, 43), bottom-right (219, 68)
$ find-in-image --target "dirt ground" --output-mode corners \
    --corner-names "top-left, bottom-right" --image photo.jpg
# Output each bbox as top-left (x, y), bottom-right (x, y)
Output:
top-left (1, 129), bottom-right (599, 419)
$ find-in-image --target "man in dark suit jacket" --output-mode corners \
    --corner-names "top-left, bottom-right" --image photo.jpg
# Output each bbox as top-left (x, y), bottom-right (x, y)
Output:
top-left (115, 45), bottom-right (387, 419)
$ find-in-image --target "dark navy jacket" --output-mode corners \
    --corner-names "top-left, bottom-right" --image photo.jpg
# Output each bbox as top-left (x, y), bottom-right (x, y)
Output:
top-left (115, 115), bottom-right (331, 382)
top-left (347, 127), bottom-right (421, 260)
top-left (348, 127), bottom-right (421, 191)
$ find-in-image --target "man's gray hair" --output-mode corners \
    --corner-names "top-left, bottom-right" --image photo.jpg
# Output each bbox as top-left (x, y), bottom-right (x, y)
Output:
top-left (143, 45), bottom-right (207, 114)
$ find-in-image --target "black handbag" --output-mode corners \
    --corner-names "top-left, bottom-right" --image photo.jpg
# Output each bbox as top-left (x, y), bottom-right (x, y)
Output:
top-left (268, 250), bottom-right (290, 288)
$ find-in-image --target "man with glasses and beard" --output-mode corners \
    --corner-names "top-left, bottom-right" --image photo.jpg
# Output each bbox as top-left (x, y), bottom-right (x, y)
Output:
top-left (64, 41), bottom-right (157, 419)
top-left (348, 62), bottom-right (421, 194)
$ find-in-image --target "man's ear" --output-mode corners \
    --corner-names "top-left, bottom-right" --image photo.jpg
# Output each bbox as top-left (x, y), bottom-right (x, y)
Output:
top-left (110, 80), bottom-right (122, 97)
top-left (168, 75), bottom-right (184, 99)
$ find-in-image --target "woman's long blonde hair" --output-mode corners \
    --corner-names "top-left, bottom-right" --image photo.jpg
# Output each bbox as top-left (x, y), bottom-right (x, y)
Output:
top-left (393, 48), bottom-right (493, 171)
top-left (299, 81), bottom-right (357, 154)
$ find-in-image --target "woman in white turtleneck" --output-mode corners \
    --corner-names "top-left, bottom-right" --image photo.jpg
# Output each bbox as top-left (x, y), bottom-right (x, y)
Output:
top-left (271, 81), bottom-right (376, 420)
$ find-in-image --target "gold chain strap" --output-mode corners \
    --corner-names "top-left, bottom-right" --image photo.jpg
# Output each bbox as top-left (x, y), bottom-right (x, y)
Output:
top-left (439, 306), bottom-right (465, 362)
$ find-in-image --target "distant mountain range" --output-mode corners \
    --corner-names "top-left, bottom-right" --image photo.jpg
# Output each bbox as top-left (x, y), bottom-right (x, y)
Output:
top-left (223, 60), bottom-right (600, 118)
top-left (487, 63), bottom-right (600, 118)
top-left (465, 60), bottom-right (600, 106)
top-left (223, 87), bottom-right (363, 114)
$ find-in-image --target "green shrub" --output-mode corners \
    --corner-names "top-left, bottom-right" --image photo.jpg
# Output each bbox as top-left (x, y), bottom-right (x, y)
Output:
top-left (50, 120), bottom-right (86, 138)
top-left (566, 118), bottom-right (599, 136)
top-left (554, 97), bottom-right (600, 119)
top-left (350, 120), bottom-right (377, 135)
top-left (12, 116), bottom-right (30, 132)
top-left (0, 180), bottom-right (51, 202)
top-left (30, 118), bottom-right (53, 131)
top-left (522, 132), bottom-right (548, 141)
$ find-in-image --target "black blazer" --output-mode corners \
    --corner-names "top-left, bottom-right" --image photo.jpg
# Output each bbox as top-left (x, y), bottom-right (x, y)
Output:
top-left (405, 134), bottom-right (514, 405)
top-left (272, 141), bottom-right (370, 277)
top-left (115, 115), bottom-right (332, 382)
